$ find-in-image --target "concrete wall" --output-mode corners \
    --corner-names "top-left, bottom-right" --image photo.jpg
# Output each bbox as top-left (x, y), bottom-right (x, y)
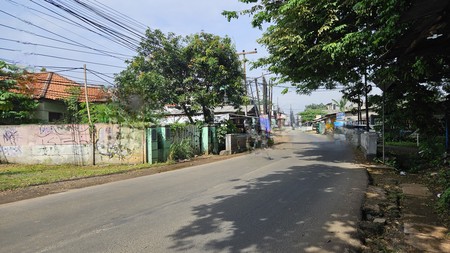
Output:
top-left (0, 124), bottom-right (145, 165)
top-left (361, 132), bottom-right (378, 159)
top-left (94, 124), bottom-right (145, 165)
top-left (343, 129), bottom-right (377, 160)
top-left (225, 134), bottom-right (255, 153)
top-left (344, 128), bottom-right (361, 147)
top-left (0, 124), bottom-right (92, 165)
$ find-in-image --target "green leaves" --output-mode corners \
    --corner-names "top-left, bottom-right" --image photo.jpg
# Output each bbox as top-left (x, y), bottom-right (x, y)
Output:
top-left (0, 61), bottom-right (38, 125)
top-left (115, 30), bottom-right (244, 124)
top-left (225, 0), bottom-right (412, 94)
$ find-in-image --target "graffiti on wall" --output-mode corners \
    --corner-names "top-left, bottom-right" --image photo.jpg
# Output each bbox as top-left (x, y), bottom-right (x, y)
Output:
top-left (31, 145), bottom-right (89, 156)
top-left (35, 125), bottom-right (90, 145)
top-left (32, 145), bottom-right (61, 156)
top-left (2, 128), bottom-right (19, 145)
top-left (0, 124), bottom-right (143, 164)
top-left (96, 125), bottom-right (140, 160)
top-left (0, 128), bottom-right (22, 158)
top-left (0, 146), bottom-right (22, 157)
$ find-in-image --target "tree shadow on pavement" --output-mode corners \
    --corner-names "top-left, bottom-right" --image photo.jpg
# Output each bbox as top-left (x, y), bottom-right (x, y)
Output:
top-left (167, 160), bottom-right (366, 252)
top-left (292, 139), bottom-right (356, 164)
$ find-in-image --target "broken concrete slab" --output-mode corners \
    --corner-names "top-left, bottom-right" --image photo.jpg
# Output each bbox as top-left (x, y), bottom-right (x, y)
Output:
top-left (401, 183), bottom-right (432, 197)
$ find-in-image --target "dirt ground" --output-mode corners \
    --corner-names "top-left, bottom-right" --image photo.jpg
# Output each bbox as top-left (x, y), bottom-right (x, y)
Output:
top-left (356, 151), bottom-right (450, 252)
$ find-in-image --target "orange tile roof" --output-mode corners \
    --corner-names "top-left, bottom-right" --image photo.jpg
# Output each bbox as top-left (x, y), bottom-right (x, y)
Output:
top-left (14, 72), bottom-right (110, 102)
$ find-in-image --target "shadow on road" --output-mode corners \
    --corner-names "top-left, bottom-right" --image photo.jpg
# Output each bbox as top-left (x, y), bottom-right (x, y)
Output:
top-left (168, 136), bottom-right (365, 252)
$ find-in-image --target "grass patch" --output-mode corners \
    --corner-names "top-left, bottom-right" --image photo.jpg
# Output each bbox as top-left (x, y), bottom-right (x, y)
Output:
top-left (0, 163), bottom-right (154, 191)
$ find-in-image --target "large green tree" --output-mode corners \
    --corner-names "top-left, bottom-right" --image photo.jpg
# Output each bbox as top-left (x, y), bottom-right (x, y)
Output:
top-left (225, 0), bottom-right (450, 137)
top-left (0, 61), bottom-right (38, 125)
top-left (115, 30), bottom-right (244, 123)
top-left (224, 0), bottom-right (407, 92)
top-left (371, 59), bottom-right (449, 138)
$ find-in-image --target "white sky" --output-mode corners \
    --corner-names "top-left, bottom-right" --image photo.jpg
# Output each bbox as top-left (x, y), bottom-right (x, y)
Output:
top-left (0, 0), bottom-right (379, 113)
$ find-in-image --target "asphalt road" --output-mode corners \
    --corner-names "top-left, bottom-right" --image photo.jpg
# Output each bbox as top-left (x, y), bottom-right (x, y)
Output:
top-left (0, 131), bottom-right (367, 253)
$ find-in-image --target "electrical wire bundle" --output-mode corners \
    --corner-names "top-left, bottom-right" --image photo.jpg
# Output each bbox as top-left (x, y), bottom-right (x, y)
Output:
top-left (0, 0), bottom-right (148, 86)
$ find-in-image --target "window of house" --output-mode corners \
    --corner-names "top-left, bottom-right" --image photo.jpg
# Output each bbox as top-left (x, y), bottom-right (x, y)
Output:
top-left (48, 112), bottom-right (63, 122)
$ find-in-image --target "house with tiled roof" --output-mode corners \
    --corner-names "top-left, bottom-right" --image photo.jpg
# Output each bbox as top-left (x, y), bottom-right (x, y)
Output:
top-left (14, 72), bottom-right (110, 123)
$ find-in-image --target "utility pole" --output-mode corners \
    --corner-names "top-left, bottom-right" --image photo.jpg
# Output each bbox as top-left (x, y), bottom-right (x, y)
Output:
top-left (254, 78), bottom-right (261, 115)
top-left (84, 64), bottom-right (95, 166)
top-left (237, 49), bottom-right (257, 116)
top-left (83, 64), bottom-right (92, 125)
top-left (269, 78), bottom-right (273, 125)
top-left (237, 49), bottom-right (257, 150)
top-left (364, 69), bottom-right (371, 132)
top-left (262, 75), bottom-right (268, 115)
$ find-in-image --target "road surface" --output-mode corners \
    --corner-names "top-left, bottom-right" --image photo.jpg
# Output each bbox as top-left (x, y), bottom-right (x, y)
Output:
top-left (0, 131), bottom-right (367, 253)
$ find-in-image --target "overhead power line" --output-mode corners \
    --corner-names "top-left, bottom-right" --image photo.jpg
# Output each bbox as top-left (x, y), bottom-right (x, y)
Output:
top-left (41, 0), bottom-right (143, 50)
top-left (87, 69), bottom-right (115, 86)
top-left (5, 0), bottom-right (130, 56)
top-left (0, 24), bottom-right (124, 60)
top-left (23, 52), bottom-right (125, 69)
top-left (1, 0), bottom-right (149, 87)
top-left (86, 0), bottom-right (147, 31)
top-left (0, 10), bottom-right (128, 60)
top-left (0, 47), bottom-right (20, 52)
top-left (0, 37), bottom-right (132, 59)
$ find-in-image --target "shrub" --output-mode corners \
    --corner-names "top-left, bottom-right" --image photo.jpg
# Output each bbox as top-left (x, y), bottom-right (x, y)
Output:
top-left (437, 187), bottom-right (450, 216)
top-left (267, 138), bottom-right (274, 147)
top-left (217, 120), bottom-right (238, 150)
top-left (168, 139), bottom-right (194, 161)
top-left (418, 136), bottom-right (446, 168)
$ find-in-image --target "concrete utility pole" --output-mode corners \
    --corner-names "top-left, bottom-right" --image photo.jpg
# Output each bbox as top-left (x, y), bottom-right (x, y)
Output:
top-left (237, 49), bottom-right (257, 150)
top-left (237, 49), bottom-right (257, 114)
top-left (83, 64), bottom-right (92, 125)
top-left (254, 78), bottom-right (261, 115)
top-left (269, 77), bottom-right (273, 124)
top-left (262, 75), bottom-right (268, 115)
top-left (84, 64), bottom-right (95, 166)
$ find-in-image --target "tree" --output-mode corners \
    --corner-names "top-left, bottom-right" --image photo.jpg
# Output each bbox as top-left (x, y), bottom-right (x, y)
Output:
top-left (63, 86), bottom-right (82, 124)
top-left (0, 61), bottom-right (38, 125)
top-left (115, 29), bottom-right (244, 124)
top-left (224, 0), bottom-right (407, 93)
top-left (78, 102), bottom-right (130, 124)
top-left (305, 103), bottom-right (327, 111)
top-left (299, 103), bottom-right (327, 123)
top-left (332, 98), bottom-right (349, 112)
top-left (224, 0), bottom-right (450, 134)
top-left (371, 63), bottom-right (447, 138)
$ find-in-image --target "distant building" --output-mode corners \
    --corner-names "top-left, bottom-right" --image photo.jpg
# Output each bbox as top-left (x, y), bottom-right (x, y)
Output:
top-left (161, 104), bottom-right (257, 131)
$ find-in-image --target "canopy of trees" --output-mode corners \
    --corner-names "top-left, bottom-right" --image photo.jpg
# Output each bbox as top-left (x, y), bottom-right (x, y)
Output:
top-left (115, 30), bottom-right (244, 123)
top-left (224, 0), bottom-right (408, 92)
top-left (299, 103), bottom-right (327, 123)
top-left (225, 0), bottom-right (449, 137)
